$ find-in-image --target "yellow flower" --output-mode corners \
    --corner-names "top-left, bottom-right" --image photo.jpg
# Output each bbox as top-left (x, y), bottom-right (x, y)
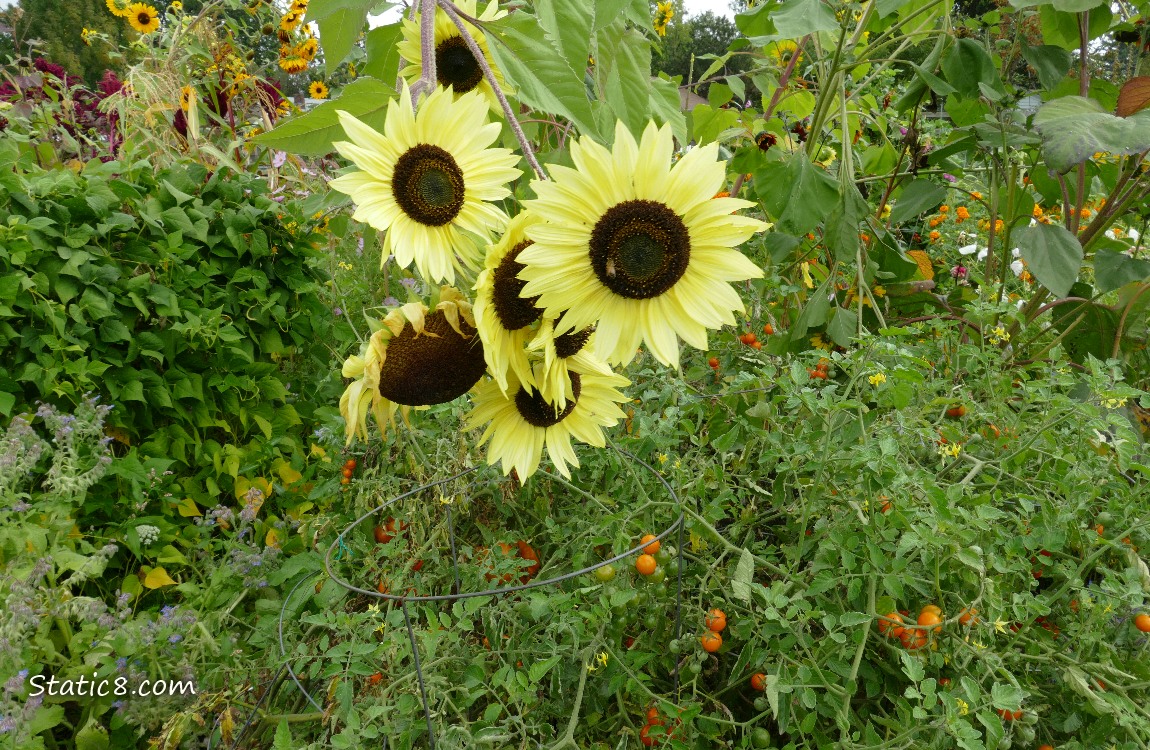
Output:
top-left (657, 453), bottom-right (668, 464)
top-left (810, 334), bottom-right (831, 351)
top-left (329, 84), bottom-right (521, 284)
top-left (988, 326), bottom-right (1010, 345)
top-left (126, 2), bottom-right (161, 33)
top-left (956, 698), bottom-right (969, 716)
top-left (873, 285), bottom-right (886, 298)
top-left (970, 191), bottom-right (982, 200)
top-left (653, 1), bottom-right (673, 36)
top-left (768, 39), bottom-right (800, 68)
top-left (308, 80), bottom-right (329, 99)
top-left (994, 619), bottom-right (1007, 634)
top-left (1101, 397), bottom-right (1127, 409)
top-left (801, 261), bottom-right (814, 289)
top-left (169, 0), bottom-right (182, 10)
top-left (280, 8), bottom-right (304, 31)
top-left (81, 27), bottom-right (93, 45)
top-left (938, 443), bottom-right (961, 458)
top-left (106, 0), bottom-right (129, 17)
top-left (868, 373), bottom-right (886, 386)
top-left (517, 120), bottom-right (767, 368)
top-left (179, 85), bottom-right (193, 111)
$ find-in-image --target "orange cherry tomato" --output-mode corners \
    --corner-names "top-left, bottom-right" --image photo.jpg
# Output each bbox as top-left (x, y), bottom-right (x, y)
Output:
top-left (1134, 613), bottom-right (1150, 633)
top-left (958, 607), bottom-right (978, 626)
top-left (705, 609), bottom-right (727, 633)
top-left (750, 673), bottom-right (767, 691)
top-left (635, 554), bottom-right (657, 576)
top-left (640, 534), bottom-right (661, 555)
top-left (367, 672), bottom-right (382, 685)
top-left (700, 631), bottom-right (723, 653)
top-left (946, 404), bottom-right (966, 418)
top-left (878, 612), bottom-right (904, 638)
top-left (917, 611), bottom-right (943, 632)
top-left (708, 357), bottom-right (720, 369)
top-left (763, 324), bottom-right (774, 335)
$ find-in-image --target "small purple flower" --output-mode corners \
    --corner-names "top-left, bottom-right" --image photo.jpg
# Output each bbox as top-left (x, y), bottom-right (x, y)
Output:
top-left (382, 296), bottom-right (399, 307)
top-left (333, 307), bottom-right (343, 316)
top-left (899, 127), bottom-right (907, 136)
top-left (951, 265), bottom-right (968, 280)
top-left (943, 173), bottom-right (956, 182)
top-left (168, 634), bottom-right (183, 644)
top-left (272, 150), bottom-right (287, 168)
top-left (399, 277), bottom-right (417, 289)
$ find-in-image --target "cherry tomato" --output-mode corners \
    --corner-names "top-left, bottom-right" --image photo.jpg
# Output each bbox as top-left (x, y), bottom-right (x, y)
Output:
top-left (878, 612), bottom-right (904, 638)
top-left (593, 564), bottom-right (616, 582)
top-left (1133, 613), bottom-right (1150, 633)
top-left (646, 707), bottom-right (662, 725)
top-left (750, 672), bottom-right (767, 691)
top-left (340, 477), bottom-right (350, 485)
top-left (700, 631), bottom-right (722, 653)
top-left (917, 611), bottom-right (942, 632)
top-left (705, 609), bottom-right (727, 633)
top-left (640, 534), bottom-right (661, 555)
top-left (367, 671), bottom-right (382, 685)
top-left (763, 324), bottom-right (774, 335)
top-left (639, 724), bottom-right (655, 747)
top-left (708, 357), bottom-right (720, 369)
top-left (958, 607), bottom-right (978, 626)
top-left (635, 554), bottom-right (657, 576)
top-left (946, 404), bottom-right (966, 418)
top-left (647, 566), bottom-right (666, 584)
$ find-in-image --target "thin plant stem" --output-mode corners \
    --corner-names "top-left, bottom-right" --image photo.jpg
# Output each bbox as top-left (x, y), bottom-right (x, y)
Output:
top-left (438, 0), bottom-right (548, 181)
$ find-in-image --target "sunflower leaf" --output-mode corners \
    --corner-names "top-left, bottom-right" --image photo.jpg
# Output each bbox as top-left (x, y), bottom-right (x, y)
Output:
top-left (252, 78), bottom-right (394, 156)
top-left (596, 21), bottom-right (652, 139)
top-left (486, 12), bottom-right (601, 139)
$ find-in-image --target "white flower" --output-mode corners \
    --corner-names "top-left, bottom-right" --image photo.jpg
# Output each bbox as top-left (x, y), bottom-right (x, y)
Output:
top-left (1010, 259), bottom-right (1025, 276)
top-left (958, 244), bottom-right (988, 260)
top-left (136, 524), bottom-right (161, 546)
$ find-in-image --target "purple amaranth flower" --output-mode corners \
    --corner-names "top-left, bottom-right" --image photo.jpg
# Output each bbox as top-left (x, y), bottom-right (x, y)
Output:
top-left (951, 265), bottom-right (968, 281)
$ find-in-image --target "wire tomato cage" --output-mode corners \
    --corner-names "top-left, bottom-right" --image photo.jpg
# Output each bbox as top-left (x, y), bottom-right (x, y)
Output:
top-left (260, 447), bottom-right (688, 749)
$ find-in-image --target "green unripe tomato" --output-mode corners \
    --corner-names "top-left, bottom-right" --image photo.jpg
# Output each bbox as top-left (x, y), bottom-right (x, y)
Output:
top-left (687, 661), bottom-right (702, 676)
top-left (655, 548), bottom-right (674, 566)
top-left (669, 639), bottom-right (681, 654)
top-left (751, 728), bottom-right (773, 748)
top-left (648, 566), bottom-right (666, 584)
top-left (1015, 725), bottom-right (1035, 743)
top-left (753, 697), bottom-right (769, 712)
top-left (593, 564), bottom-right (616, 582)
top-left (643, 613), bottom-right (660, 630)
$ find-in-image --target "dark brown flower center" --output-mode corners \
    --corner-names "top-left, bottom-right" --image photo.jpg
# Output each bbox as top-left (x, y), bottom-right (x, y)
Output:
top-left (491, 240), bottom-right (541, 331)
top-left (138, 11), bottom-right (152, 23)
top-left (589, 200), bottom-right (690, 299)
top-left (392, 144), bottom-right (466, 227)
top-left (377, 310), bottom-right (486, 406)
top-left (435, 35), bottom-right (484, 94)
top-left (554, 327), bottom-right (592, 358)
top-left (514, 373), bottom-right (581, 428)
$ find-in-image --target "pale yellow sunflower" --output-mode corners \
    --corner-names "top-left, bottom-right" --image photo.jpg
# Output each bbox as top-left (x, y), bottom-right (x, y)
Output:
top-left (126, 2), bottom-right (161, 33)
top-left (308, 80), bottom-right (328, 99)
top-left (473, 212), bottom-right (545, 395)
top-left (397, 0), bottom-right (511, 111)
top-left (329, 83), bottom-right (521, 285)
top-left (527, 318), bottom-right (613, 414)
top-left (339, 287), bottom-right (485, 444)
top-left (466, 358), bottom-right (630, 480)
top-left (517, 120), bottom-right (769, 368)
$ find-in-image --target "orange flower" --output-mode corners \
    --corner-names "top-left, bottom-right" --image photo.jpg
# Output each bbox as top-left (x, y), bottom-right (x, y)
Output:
top-left (929, 230), bottom-right (940, 242)
top-left (1080, 208), bottom-right (1092, 219)
top-left (713, 190), bottom-right (730, 199)
top-left (929, 217), bottom-right (943, 228)
top-left (970, 191), bottom-right (982, 200)
top-left (1033, 204), bottom-right (1043, 218)
top-left (939, 205), bottom-right (949, 213)
top-left (955, 206), bottom-right (970, 222)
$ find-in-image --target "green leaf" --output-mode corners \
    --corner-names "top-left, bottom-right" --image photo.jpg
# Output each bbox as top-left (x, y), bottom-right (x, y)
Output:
top-left (890, 179), bottom-right (946, 224)
top-left (754, 152), bottom-right (839, 235)
top-left (1040, 4), bottom-right (1111, 48)
top-left (825, 184), bottom-right (870, 261)
top-left (689, 104), bottom-right (740, 145)
top-left (253, 78), bottom-right (394, 156)
top-left (771, 0), bottom-right (839, 37)
top-left (528, 655), bottom-right (563, 683)
top-left (74, 722), bottom-right (110, 750)
top-left (308, 0), bottom-right (391, 73)
top-left (731, 548), bottom-right (755, 602)
top-left (898, 649), bottom-right (926, 682)
top-left (1051, 297), bottom-right (1118, 363)
top-left (1014, 222), bottom-right (1083, 297)
top-left (27, 705), bottom-right (65, 735)
top-left (826, 306), bottom-right (858, 347)
top-left (273, 719), bottom-right (294, 750)
top-left (735, 2), bottom-right (778, 37)
top-left (597, 21), bottom-right (652, 138)
top-left (1052, 0), bottom-right (1106, 12)
top-left (1033, 97), bottom-right (1150, 173)
top-left (362, 23), bottom-right (404, 84)
top-left (0, 392), bottom-right (15, 417)
top-left (486, 12), bottom-right (600, 139)
top-left (1021, 43), bottom-right (1073, 90)
top-left (537, 0), bottom-right (592, 80)
top-left (649, 77), bottom-right (687, 144)
top-left (990, 682), bottom-right (1024, 709)
top-left (912, 63), bottom-right (956, 96)
top-left (940, 39), bottom-right (1003, 99)
top-left (1094, 246), bottom-right (1150, 293)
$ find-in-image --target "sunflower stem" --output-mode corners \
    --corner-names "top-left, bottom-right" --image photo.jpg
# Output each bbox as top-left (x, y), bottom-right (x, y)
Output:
top-left (410, 0), bottom-right (438, 104)
top-left (438, 0), bottom-right (548, 181)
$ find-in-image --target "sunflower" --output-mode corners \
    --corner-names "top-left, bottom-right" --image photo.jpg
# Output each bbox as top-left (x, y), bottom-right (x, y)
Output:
top-left (473, 212), bottom-right (545, 395)
top-left (517, 120), bottom-right (769, 368)
top-left (278, 52), bottom-right (308, 75)
top-left (126, 3), bottom-right (160, 33)
top-left (308, 80), bottom-right (328, 99)
top-left (106, 0), bottom-right (128, 17)
top-left (329, 84), bottom-right (521, 285)
top-left (169, 0), bottom-right (182, 11)
top-left (653, 1), bottom-right (673, 36)
top-left (768, 39), bottom-right (801, 68)
top-left (397, 0), bottom-right (510, 111)
top-left (528, 318), bottom-right (613, 413)
top-left (339, 287), bottom-right (486, 444)
top-left (179, 84), bottom-right (193, 111)
top-left (297, 37), bottom-right (319, 62)
top-left (466, 358), bottom-right (630, 480)
top-left (280, 9), bottom-right (304, 32)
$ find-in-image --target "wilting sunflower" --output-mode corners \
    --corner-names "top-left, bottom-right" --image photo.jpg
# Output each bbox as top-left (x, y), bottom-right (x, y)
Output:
top-left (653, 1), bottom-right (673, 36)
top-left (126, 2), bottom-right (160, 33)
top-left (397, 0), bottom-right (510, 111)
top-left (280, 8), bottom-right (304, 32)
top-left (330, 84), bottom-right (521, 285)
top-left (308, 80), bottom-right (328, 99)
top-left (466, 359), bottom-right (630, 480)
top-left (527, 318), bottom-right (613, 414)
top-left (473, 213), bottom-right (544, 395)
top-left (298, 37), bottom-right (319, 62)
top-left (339, 287), bottom-right (486, 444)
top-left (278, 50), bottom-right (308, 74)
top-left (517, 121), bottom-right (768, 368)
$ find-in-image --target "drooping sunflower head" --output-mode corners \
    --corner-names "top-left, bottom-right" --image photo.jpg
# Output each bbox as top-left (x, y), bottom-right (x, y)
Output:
top-left (298, 37), bottom-right (319, 62)
top-left (397, 0), bottom-right (511, 111)
top-left (474, 212), bottom-right (545, 394)
top-left (517, 120), bottom-right (769, 368)
top-left (339, 287), bottom-right (486, 444)
top-left (528, 318), bottom-right (609, 414)
top-left (278, 52), bottom-right (308, 75)
top-left (127, 2), bottom-right (161, 33)
top-left (280, 8), bottom-right (304, 32)
top-left (308, 80), bottom-right (328, 99)
top-left (466, 358), bottom-right (630, 479)
top-left (330, 84), bottom-right (521, 285)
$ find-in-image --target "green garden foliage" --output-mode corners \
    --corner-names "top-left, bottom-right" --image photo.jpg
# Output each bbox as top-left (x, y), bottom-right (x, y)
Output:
top-left (0, 141), bottom-right (338, 499)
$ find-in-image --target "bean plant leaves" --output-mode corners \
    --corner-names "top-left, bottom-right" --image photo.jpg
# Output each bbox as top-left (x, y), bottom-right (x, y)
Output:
top-left (1021, 44), bottom-right (1073, 90)
top-left (1095, 245), bottom-right (1150, 293)
top-left (1033, 96), bottom-right (1150, 173)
